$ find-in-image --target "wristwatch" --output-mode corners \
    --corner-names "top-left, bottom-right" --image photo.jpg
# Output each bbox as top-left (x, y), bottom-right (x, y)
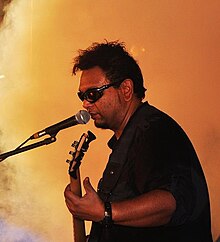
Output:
top-left (102, 201), bottom-right (113, 228)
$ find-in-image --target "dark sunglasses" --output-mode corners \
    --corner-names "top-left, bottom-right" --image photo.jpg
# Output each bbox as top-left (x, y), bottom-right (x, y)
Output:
top-left (78, 80), bottom-right (123, 103)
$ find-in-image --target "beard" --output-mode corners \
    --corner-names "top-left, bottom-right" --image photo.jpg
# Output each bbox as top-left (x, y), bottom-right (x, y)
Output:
top-left (94, 120), bottom-right (109, 130)
top-left (93, 116), bottom-right (111, 130)
top-left (92, 112), bottom-right (117, 131)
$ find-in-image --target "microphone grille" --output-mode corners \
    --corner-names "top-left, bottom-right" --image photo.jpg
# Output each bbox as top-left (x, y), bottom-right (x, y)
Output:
top-left (76, 110), bottom-right (90, 124)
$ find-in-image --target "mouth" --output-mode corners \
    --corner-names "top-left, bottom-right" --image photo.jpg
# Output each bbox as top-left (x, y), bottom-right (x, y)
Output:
top-left (89, 112), bottom-right (99, 120)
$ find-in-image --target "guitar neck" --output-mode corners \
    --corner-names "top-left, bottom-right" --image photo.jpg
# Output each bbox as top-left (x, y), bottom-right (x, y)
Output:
top-left (70, 170), bottom-right (83, 197)
top-left (70, 169), bottom-right (87, 242)
top-left (67, 131), bottom-right (96, 242)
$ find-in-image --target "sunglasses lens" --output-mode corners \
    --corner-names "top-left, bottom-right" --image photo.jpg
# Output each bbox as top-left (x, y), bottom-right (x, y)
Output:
top-left (77, 92), bottom-right (84, 101)
top-left (86, 90), bottom-right (102, 102)
top-left (78, 89), bottom-right (103, 103)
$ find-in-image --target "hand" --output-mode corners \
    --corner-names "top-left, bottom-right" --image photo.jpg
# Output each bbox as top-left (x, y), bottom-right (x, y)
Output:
top-left (64, 177), bottom-right (104, 222)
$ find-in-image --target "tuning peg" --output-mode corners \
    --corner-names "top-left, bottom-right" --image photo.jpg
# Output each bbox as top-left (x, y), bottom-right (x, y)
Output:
top-left (66, 159), bottom-right (71, 164)
top-left (87, 131), bottom-right (96, 142)
top-left (71, 141), bottom-right (78, 148)
top-left (69, 150), bottom-right (75, 155)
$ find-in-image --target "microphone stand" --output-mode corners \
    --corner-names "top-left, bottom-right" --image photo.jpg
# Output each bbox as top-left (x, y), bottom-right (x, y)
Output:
top-left (0, 136), bottom-right (56, 162)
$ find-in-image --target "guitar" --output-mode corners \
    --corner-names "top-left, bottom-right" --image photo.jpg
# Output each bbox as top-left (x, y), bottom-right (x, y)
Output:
top-left (66, 130), bottom-right (96, 242)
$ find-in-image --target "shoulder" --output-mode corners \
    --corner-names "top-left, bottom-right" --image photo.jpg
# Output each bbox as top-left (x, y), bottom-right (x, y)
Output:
top-left (132, 102), bottom-right (181, 135)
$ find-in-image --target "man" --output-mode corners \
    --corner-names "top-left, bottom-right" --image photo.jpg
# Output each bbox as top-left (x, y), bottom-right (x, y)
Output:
top-left (64, 41), bottom-right (213, 242)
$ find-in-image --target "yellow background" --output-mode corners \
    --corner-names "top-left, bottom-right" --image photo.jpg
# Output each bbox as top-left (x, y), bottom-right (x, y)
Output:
top-left (0, 1), bottom-right (219, 241)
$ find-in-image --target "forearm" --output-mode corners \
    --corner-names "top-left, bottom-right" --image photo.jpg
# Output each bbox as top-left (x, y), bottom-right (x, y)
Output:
top-left (111, 190), bottom-right (176, 227)
top-left (65, 180), bottom-right (176, 227)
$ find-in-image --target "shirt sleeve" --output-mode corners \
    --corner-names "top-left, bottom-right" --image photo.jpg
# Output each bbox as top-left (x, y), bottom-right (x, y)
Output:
top-left (133, 116), bottom-right (195, 226)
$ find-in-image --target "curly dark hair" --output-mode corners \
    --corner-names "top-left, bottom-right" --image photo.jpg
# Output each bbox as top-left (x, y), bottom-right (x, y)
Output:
top-left (72, 40), bottom-right (146, 99)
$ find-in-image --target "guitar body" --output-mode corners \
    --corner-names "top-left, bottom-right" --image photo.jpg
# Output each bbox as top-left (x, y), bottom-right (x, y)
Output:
top-left (66, 131), bottom-right (96, 242)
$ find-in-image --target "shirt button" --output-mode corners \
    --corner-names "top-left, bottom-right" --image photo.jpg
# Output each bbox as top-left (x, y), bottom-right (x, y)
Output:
top-left (110, 171), bottom-right (114, 175)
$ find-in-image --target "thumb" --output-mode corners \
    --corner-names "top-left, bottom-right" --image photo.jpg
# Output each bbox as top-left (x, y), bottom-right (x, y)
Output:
top-left (83, 177), bottom-right (95, 194)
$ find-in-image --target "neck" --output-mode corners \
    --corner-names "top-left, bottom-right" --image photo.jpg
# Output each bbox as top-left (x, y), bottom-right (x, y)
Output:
top-left (114, 99), bottom-right (142, 139)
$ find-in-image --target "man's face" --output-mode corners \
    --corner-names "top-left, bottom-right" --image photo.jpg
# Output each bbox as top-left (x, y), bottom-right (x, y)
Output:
top-left (78, 66), bottom-right (126, 131)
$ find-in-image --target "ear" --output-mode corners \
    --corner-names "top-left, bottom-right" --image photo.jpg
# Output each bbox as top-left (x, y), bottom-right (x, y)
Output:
top-left (120, 79), bottom-right (134, 101)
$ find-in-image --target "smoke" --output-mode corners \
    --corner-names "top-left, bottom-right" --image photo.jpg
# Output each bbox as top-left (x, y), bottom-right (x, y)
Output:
top-left (0, 0), bottom-right (21, 221)
top-left (0, 159), bottom-right (49, 242)
top-left (0, 161), bottom-right (15, 218)
top-left (0, 219), bottom-right (45, 242)
top-left (0, 1), bottom-right (48, 241)
top-left (0, 0), bottom-right (12, 26)
top-left (0, 1), bottom-right (18, 238)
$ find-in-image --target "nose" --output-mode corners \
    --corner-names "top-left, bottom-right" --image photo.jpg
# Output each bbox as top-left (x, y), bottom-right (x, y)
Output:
top-left (82, 99), bottom-right (93, 110)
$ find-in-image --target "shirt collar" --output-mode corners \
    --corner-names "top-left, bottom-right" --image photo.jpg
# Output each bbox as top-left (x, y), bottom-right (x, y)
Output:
top-left (107, 102), bottom-right (149, 150)
top-left (107, 135), bottom-right (117, 150)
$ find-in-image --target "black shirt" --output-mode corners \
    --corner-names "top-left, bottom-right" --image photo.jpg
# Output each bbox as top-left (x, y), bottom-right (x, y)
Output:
top-left (89, 102), bottom-right (213, 242)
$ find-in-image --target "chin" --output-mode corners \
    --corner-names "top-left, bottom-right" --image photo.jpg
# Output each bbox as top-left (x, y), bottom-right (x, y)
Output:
top-left (94, 121), bottom-right (109, 129)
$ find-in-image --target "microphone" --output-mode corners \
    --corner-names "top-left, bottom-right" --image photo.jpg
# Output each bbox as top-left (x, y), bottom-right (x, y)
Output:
top-left (30, 110), bottom-right (90, 139)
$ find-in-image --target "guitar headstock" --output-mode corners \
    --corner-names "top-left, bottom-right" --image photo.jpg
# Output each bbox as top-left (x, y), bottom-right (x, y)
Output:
top-left (66, 130), bottom-right (96, 179)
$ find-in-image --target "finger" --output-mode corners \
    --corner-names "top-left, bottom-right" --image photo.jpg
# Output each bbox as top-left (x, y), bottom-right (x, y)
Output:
top-left (65, 199), bottom-right (76, 216)
top-left (83, 177), bottom-right (96, 194)
top-left (65, 193), bottom-right (80, 211)
top-left (64, 187), bottom-right (79, 202)
top-left (64, 184), bottom-right (71, 194)
top-left (64, 186), bottom-right (72, 200)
